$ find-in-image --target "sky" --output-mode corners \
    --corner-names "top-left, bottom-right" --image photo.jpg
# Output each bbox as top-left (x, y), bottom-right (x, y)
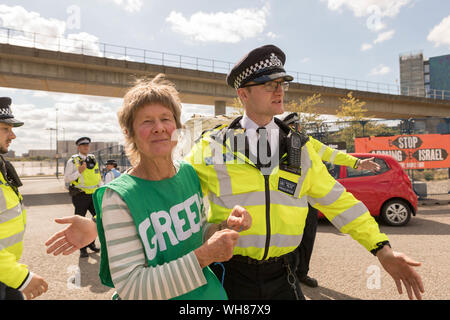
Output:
top-left (0, 0), bottom-right (449, 156)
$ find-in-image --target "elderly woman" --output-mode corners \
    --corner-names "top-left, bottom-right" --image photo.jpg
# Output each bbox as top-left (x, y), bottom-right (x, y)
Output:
top-left (46, 74), bottom-right (251, 300)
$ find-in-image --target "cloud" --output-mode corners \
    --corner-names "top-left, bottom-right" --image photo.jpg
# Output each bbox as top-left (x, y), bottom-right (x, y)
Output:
top-left (166, 4), bottom-right (270, 43)
top-left (427, 15), bottom-right (450, 49)
top-left (323, 0), bottom-right (411, 34)
top-left (0, 5), bottom-right (104, 56)
top-left (4, 92), bottom-right (124, 155)
top-left (373, 29), bottom-right (395, 43)
top-left (360, 43), bottom-right (373, 51)
top-left (369, 64), bottom-right (391, 76)
top-left (0, 5), bottom-right (65, 36)
top-left (109, 0), bottom-right (143, 13)
top-left (323, 0), bottom-right (412, 18)
top-left (360, 29), bottom-right (394, 51)
top-left (266, 31), bottom-right (278, 39)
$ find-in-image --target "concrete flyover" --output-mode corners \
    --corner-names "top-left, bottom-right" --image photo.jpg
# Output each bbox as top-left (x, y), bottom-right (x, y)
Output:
top-left (0, 43), bottom-right (449, 119)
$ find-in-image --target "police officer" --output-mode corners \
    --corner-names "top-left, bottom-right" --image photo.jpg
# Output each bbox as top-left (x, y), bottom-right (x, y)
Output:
top-left (186, 45), bottom-right (424, 300)
top-left (282, 112), bottom-right (381, 288)
top-left (103, 159), bottom-right (120, 184)
top-left (64, 137), bottom-right (101, 258)
top-left (0, 97), bottom-right (48, 300)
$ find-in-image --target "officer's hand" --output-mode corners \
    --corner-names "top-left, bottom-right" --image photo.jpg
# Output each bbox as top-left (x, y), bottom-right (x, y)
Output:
top-left (194, 229), bottom-right (239, 268)
top-left (357, 157), bottom-right (380, 172)
top-left (22, 273), bottom-right (48, 300)
top-left (377, 246), bottom-right (424, 300)
top-left (78, 162), bottom-right (87, 173)
top-left (227, 205), bottom-right (252, 232)
top-left (45, 216), bottom-right (98, 255)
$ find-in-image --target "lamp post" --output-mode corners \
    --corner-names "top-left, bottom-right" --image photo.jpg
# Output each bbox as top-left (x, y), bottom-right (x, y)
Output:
top-left (46, 126), bottom-right (58, 178)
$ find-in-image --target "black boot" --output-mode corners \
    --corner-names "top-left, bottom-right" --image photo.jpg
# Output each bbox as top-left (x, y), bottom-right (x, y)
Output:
top-left (80, 248), bottom-right (88, 258)
top-left (88, 242), bottom-right (100, 253)
top-left (298, 275), bottom-right (318, 288)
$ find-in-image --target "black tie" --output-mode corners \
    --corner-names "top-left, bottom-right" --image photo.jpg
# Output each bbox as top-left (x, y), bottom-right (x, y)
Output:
top-left (257, 127), bottom-right (271, 168)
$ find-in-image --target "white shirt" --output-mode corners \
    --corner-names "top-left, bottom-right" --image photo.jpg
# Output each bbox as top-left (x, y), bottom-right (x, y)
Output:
top-left (239, 113), bottom-right (279, 158)
top-left (64, 153), bottom-right (87, 184)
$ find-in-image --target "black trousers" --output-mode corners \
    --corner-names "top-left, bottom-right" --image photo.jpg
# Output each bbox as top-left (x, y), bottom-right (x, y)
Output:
top-left (210, 253), bottom-right (305, 300)
top-left (296, 205), bottom-right (318, 278)
top-left (71, 192), bottom-right (97, 218)
top-left (71, 192), bottom-right (97, 250)
top-left (0, 282), bottom-right (24, 300)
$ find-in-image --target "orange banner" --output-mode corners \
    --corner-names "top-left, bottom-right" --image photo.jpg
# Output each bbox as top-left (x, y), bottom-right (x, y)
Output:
top-left (355, 134), bottom-right (450, 169)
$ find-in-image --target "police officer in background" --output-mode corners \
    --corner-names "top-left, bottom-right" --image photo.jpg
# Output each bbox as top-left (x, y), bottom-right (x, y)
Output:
top-left (64, 137), bottom-right (102, 258)
top-left (103, 159), bottom-right (120, 184)
top-left (187, 45), bottom-right (424, 300)
top-left (0, 97), bottom-right (48, 300)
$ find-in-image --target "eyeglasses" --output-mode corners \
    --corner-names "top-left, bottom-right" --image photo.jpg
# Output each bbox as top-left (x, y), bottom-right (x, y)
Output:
top-left (242, 81), bottom-right (290, 92)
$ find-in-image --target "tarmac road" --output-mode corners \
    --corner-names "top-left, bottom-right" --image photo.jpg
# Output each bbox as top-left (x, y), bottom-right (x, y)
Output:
top-left (18, 177), bottom-right (450, 300)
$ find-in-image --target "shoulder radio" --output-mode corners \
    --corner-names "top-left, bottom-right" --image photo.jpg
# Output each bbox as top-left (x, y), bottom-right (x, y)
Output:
top-left (287, 131), bottom-right (303, 168)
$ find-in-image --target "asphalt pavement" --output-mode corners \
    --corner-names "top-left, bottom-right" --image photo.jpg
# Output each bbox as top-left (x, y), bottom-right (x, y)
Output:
top-left (18, 177), bottom-right (450, 300)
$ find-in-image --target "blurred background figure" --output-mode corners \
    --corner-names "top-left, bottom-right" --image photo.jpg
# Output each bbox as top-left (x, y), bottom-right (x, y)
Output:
top-left (103, 159), bottom-right (120, 184)
top-left (64, 136), bottom-right (102, 258)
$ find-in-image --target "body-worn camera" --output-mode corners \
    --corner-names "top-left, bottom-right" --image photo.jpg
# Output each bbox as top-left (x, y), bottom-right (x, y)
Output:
top-left (80, 156), bottom-right (96, 169)
top-left (280, 131), bottom-right (308, 175)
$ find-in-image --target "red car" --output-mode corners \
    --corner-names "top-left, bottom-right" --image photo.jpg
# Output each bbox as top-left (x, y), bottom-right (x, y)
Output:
top-left (319, 153), bottom-right (418, 226)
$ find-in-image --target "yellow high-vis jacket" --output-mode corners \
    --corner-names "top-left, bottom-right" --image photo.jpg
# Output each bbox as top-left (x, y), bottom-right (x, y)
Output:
top-left (0, 171), bottom-right (28, 288)
top-left (186, 117), bottom-right (388, 260)
top-left (309, 137), bottom-right (358, 168)
top-left (71, 155), bottom-right (102, 194)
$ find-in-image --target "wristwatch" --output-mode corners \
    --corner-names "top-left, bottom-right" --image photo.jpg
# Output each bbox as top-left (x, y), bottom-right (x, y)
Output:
top-left (371, 241), bottom-right (391, 256)
top-left (217, 221), bottom-right (228, 231)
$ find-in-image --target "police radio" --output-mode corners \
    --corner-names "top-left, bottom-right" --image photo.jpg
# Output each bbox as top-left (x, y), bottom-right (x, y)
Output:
top-left (287, 131), bottom-right (303, 168)
top-left (0, 155), bottom-right (22, 198)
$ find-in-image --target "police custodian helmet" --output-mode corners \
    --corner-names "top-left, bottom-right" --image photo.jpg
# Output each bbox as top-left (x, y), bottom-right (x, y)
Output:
top-left (226, 44), bottom-right (293, 89)
top-left (0, 97), bottom-right (24, 127)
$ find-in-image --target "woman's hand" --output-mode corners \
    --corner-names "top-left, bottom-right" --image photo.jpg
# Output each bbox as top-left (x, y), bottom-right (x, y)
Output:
top-left (45, 216), bottom-right (98, 256)
top-left (226, 205), bottom-right (252, 232)
top-left (194, 229), bottom-right (239, 268)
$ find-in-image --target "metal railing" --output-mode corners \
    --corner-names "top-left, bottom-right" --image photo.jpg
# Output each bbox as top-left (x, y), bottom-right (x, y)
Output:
top-left (1, 26), bottom-right (449, 100)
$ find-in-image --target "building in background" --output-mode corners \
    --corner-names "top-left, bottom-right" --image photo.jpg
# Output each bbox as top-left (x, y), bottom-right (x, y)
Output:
top-left (4, 150), bottom-right (16, 158)
top-left (399, 51), bottom-right (426, 97)
top-left (28, 149), bottom-right (56, 158)
top-left (428, 54), bottom-right (450, 99)
top-left (57, 140), bottom-right (118, 158)
top-left (399, 52), bottom-right (450, 100)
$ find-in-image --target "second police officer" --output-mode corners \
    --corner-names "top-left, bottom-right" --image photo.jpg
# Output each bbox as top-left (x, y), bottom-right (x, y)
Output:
top-left (64, 137), bottom-right (102, 258)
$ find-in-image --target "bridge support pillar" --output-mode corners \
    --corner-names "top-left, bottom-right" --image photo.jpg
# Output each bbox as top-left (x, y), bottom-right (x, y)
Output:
top-left (214, 100), bottom-right (226, 116)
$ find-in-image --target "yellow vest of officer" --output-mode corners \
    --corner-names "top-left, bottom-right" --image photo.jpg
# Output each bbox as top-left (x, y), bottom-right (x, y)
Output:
top-left (71, 155), bottom-right (101, 194)
top-left (186, 117), bottom-right (389, 261)
top-left (0, 170), bottom-right (28, 288)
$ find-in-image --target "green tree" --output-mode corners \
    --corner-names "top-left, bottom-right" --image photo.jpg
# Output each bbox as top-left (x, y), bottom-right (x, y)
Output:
top-left (330, 92), bottom-right (398, 151)
top-left (285, 93), bottom-right (328, 136)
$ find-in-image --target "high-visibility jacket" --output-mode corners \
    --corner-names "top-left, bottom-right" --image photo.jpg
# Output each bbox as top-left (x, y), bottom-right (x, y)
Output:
top-left (309, 137), bottom-right (358, 168)
top-left (186, 116), bottom-right (388, 261)
top-left (70, 155), bottom-right (102, 194)
top-left (0, 170), bottom-right (28, 288)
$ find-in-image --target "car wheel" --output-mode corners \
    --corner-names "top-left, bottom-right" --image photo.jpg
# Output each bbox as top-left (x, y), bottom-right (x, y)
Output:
top-left (381, 199), bottom-right (411, 226)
